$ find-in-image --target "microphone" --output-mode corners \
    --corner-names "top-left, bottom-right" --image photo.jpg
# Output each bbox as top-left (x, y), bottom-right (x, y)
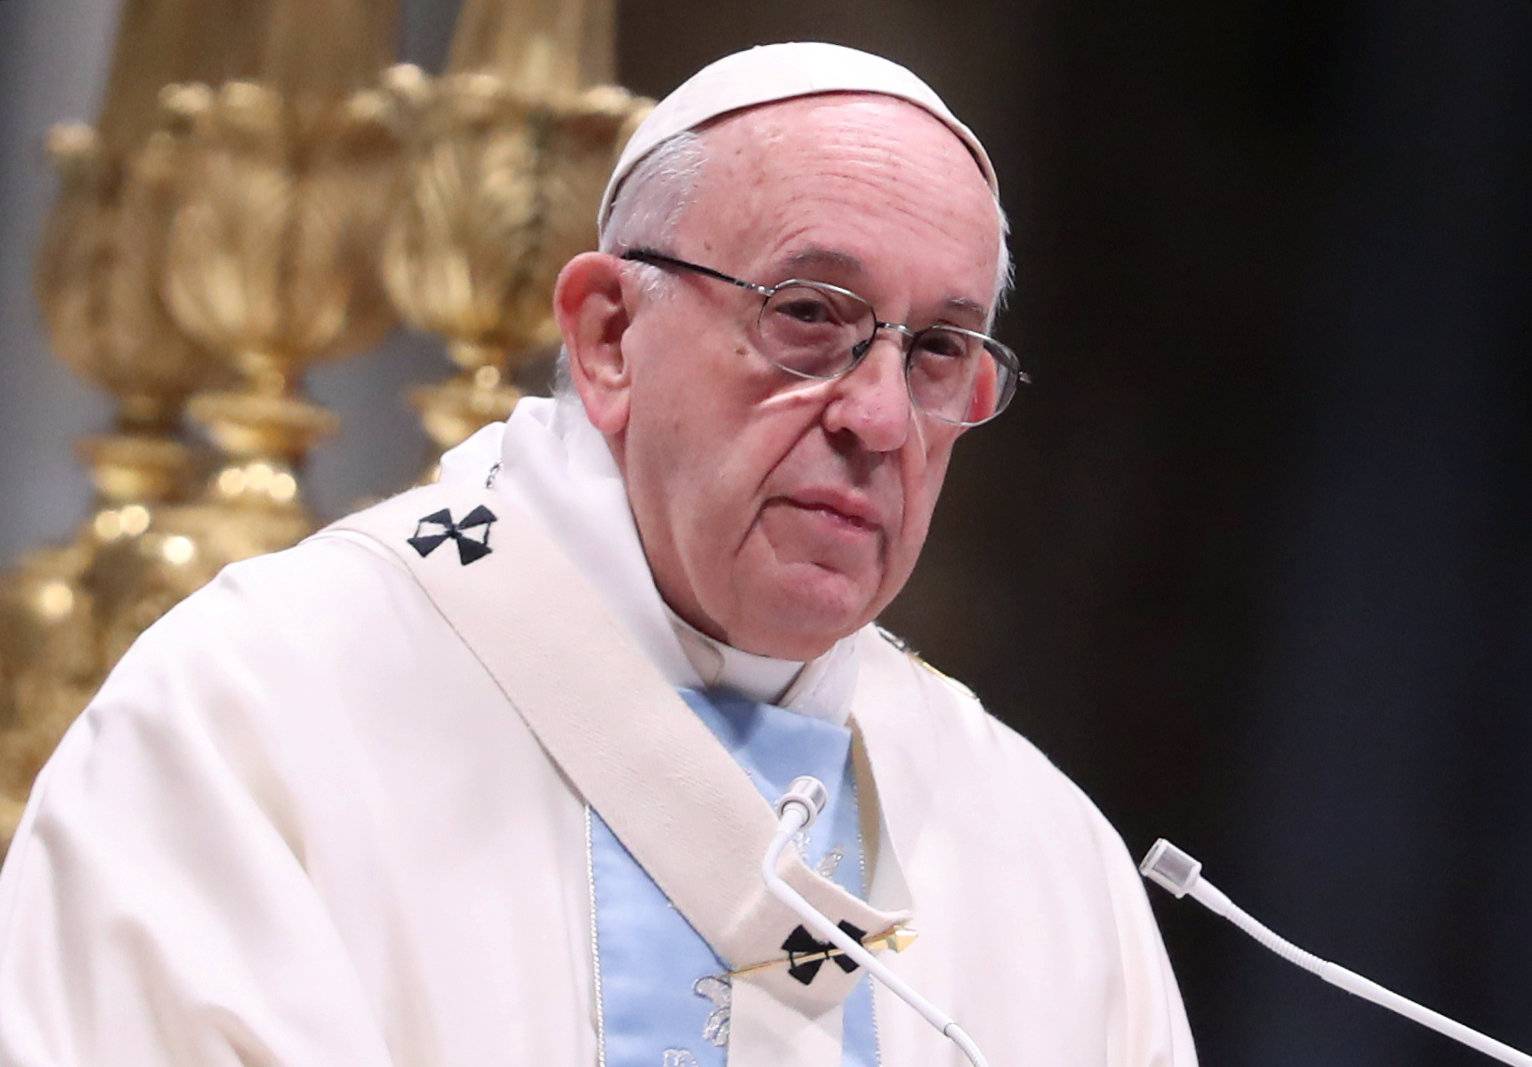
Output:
top-left (766, 777), bottom-right (990, 1067)
top-left (1141, 839), bottom-right (1532, 1067)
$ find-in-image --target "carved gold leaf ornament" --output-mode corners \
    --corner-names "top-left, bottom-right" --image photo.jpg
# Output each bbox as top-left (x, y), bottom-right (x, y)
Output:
top-left (381, 63), bottom-right (650, 465)
top-left (381, 73), bottom-right (544, 347)
top-left (449, 0), bottom-right (616, 95)
top-left (375, 0), bottom-right (645, 470)
top-left (163, 80), bottom-right (399, 394)
top-left (150, 69), bottom-right (405, 560)
top-left (36, 119), bottom-right (224, 424)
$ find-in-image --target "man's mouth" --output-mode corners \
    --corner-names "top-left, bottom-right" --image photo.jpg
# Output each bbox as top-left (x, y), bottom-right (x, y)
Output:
top-left (794, 502), bottom-right (875, 532)
top-left (779, 489), bottom-right (883, 535)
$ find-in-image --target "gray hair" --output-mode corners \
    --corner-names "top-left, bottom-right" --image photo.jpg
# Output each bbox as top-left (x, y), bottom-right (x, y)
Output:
top-left (599, 132), bottom-right (709, 262)
top-left (552, 134), bottom-right (708, 399)
top-left (552, 130), bottom-right (1014, 400)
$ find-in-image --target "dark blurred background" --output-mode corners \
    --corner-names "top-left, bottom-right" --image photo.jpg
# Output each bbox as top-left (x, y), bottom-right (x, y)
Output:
top-left (3, 2), bottom-right (1529, 1063)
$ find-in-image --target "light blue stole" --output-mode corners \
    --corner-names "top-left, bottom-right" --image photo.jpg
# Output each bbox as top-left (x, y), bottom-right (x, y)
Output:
top-left (590, 688), bottom-right (877, 1065)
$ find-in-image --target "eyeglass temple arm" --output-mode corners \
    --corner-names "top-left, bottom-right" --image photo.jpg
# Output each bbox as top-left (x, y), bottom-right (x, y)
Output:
top-left (620, 249), bottom-right (773, 296)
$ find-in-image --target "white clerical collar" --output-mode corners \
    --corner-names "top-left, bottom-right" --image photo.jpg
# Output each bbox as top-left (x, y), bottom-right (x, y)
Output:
top-left (663, 600), bottom-right (800, 704)
top-left (438, 395), bottom-right (858, 725)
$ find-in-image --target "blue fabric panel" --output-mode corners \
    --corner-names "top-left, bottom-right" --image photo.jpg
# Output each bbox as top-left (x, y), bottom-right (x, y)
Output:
top-left (589, 688), bottom-right (877, 1065)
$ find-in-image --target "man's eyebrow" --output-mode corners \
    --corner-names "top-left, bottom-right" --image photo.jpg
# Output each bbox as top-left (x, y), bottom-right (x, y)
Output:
top-left (779, 247), bottom-right (867, 278)
top-left (778, 247), bottom-right (991, 323)
top-left (941, 296), bottom-right (989, 323)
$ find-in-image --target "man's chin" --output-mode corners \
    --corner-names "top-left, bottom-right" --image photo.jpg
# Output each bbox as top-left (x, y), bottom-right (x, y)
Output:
top-left (728, 562), bottom-right (880, 661)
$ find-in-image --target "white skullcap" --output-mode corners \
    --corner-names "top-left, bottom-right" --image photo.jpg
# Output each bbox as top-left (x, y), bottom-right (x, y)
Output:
top-left (597, 41), bottom-right (997, 235)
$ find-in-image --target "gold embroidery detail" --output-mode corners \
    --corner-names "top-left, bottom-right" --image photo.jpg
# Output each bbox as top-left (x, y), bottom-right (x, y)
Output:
top-left (728, 924), bottom-right (918, 980)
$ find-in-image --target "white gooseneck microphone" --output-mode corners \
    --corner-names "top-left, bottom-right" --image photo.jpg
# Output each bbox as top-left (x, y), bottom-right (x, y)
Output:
top-left (766, 777), bottom-right (990, 1067)
top-left (1141, 839), bottom-right (1532, 1066)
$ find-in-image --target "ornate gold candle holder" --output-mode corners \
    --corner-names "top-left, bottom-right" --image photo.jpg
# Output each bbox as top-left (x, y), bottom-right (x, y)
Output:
top-left (0, 1), bottom-right (405, 854)
top-left (0, 103), bottom-right (222, 848)
top-left (156, 74), bottom-right (401, 562)
top-left (379, 3), bottom-right (648, 472)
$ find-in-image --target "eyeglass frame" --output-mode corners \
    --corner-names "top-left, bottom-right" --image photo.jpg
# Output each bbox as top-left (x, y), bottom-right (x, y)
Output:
top-left (619, 248), bottom-right (1027, 426)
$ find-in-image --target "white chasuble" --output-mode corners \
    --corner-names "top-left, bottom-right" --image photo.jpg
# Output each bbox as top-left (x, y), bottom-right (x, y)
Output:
top-left (0, 397), bottom-right (1198, 1065)
top-left (324, 480), bottom-right (904, 1067)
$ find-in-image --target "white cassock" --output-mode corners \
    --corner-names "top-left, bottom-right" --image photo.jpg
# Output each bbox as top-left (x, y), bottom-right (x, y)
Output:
top-left (0, 395), bottom-right (1197, 1066)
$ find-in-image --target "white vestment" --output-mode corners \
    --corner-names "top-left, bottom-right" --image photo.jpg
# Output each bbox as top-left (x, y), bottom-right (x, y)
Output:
top-left (0, 396), bottom-right (1197, 1065)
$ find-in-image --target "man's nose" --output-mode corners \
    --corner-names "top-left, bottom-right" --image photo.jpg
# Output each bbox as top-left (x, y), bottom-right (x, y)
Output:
top-left (822, 335), bottom-right (912, 453)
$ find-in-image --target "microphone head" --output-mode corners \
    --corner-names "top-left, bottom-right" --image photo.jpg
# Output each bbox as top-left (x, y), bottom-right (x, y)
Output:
top-left (1139, 839), bottom-right (1203, 898)
top-left (775, 776), bottom-right (829, 828)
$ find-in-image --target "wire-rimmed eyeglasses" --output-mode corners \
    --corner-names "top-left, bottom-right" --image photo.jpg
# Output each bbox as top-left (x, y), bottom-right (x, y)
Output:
top-left (621, 249), bottom-right (1028, 427)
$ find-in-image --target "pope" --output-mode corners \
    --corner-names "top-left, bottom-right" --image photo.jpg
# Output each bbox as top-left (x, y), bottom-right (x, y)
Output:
top-left (0, 42), bottom-right (1197, 1066)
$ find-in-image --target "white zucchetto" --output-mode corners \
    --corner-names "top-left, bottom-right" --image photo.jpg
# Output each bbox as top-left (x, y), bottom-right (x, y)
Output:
top-left (597, 41), bottom-right (997, 234)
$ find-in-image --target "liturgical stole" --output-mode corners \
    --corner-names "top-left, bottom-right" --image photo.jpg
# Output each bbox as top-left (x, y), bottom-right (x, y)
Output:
top-left (325, 482), bottom-right (911, 1067)
top-left (590, 688), bottom-right (876, 1065)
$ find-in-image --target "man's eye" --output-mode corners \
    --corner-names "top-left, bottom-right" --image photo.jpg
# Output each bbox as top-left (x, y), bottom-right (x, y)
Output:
top-left (917, 331), bottom-right (969, 359)
top-left (777, 298), bottom-right (833, 324)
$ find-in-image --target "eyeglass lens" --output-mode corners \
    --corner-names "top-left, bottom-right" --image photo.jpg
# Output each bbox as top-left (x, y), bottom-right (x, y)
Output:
top-left (758, 283), bottom-right (1015, 425)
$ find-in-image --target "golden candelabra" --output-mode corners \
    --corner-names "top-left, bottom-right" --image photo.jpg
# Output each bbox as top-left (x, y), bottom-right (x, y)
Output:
top-left (156, 71), bottom-right (401, 572)
top-left (156, 0), bottom-right (403, 575)
top-left (0, 0), bottom-right (403, 851)
top-left (381, 0), bottom-right (646, 470)
top-left (0, 0), bottom-right (645, 854)
top-left (0, 83), bottom-right (225, 849)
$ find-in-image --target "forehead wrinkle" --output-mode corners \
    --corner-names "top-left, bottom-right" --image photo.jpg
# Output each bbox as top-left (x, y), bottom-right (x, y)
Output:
top-left (696, 101), bottom-right (999, 313)
top-left (723, 108), bottom-right (989, 225)
top-left (785, 167), bottom-right (995, 277)
top-left (765, 177), bottom-right (992, 273)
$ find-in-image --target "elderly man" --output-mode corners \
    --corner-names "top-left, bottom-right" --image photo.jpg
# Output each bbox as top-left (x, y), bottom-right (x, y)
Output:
top-left (0, 43), bottom-right (1195, 1066)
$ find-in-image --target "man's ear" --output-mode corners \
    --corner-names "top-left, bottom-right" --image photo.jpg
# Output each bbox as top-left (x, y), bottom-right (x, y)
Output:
top-left (554, 251), bottom-right (632, 435)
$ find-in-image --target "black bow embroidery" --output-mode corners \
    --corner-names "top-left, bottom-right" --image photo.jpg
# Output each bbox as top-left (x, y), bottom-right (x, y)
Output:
top-left (407, 505), bottom-right (497, 565)
top-left (781, 921), bottom-right (866, 986)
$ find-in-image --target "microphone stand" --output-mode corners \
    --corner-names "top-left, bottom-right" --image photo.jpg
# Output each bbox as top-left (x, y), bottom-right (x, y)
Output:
top-left (765, 777), bottom-right (989, 1067)
top-left (1142, 839), bottom-right (1532, 1067)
